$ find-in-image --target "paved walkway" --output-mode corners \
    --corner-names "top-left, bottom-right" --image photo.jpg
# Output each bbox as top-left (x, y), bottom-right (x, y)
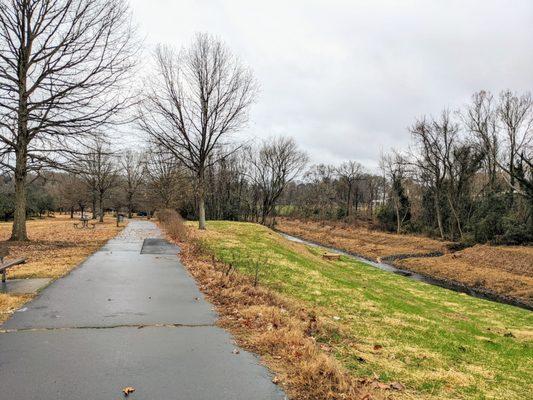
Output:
top-left (0, 221), bottom-right (286, 400)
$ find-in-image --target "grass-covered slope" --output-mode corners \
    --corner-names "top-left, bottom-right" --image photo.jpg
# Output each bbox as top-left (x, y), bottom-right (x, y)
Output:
top-left (195, 221), bottom-right (533, 400)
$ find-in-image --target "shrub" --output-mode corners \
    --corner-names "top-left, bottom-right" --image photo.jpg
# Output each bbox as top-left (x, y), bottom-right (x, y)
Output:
top-left (495, 217), bottom-right (533, 245)
top-left (157, 209), bottom-right (188, 241)
top-left (376, 205), bottom-right (396, 232)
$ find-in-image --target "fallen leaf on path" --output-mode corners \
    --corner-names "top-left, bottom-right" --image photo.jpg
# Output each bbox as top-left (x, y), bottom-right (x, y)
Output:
top-left (122, 386), bottom-right (135, 396)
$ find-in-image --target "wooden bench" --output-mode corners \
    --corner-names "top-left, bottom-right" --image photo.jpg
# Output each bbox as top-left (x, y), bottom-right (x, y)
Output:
top-left (0, 258), bottom-right (27, 283)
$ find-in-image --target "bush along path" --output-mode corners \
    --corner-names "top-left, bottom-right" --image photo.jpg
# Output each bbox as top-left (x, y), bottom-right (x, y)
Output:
top-left (0, 220), bottom-right (286, 400)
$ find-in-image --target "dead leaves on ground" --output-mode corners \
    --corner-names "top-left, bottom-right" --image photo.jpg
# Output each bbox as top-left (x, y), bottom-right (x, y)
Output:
top-left (359, 375), bottom-right (405, 392)
top-left (122, 386), bottom-right (135, 396)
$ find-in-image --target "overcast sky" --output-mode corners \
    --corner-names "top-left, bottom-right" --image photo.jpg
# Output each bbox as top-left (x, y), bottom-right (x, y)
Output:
top-left (128, 0), bottom-right (533, 170)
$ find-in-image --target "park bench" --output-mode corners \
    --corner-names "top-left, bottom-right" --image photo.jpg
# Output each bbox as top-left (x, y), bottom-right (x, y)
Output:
top-left (74, 217), bottom-right (96, 229)
top-left (1, 257), bottom-right (26, 283)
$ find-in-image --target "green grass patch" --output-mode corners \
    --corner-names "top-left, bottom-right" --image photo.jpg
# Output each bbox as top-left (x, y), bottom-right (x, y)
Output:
top-left (193, 221), bottom-right (533, 400)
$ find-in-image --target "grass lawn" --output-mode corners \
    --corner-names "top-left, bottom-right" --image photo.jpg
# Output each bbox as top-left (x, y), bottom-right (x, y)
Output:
top-left (194, 221), bottom-right (533, 400)
top-left (0, 215), bottom-right (124, 323)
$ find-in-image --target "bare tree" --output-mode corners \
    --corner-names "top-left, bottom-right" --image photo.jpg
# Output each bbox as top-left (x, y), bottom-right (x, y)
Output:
top-left (409, 111), bottom-right (457, 239)
top-left (444, 142), bottom-right (482, 240)
top-left (299, 164), bottom-right (338, 219)
top-left (79, 139), bottom-right (118, 222)
top-left (137, 33), bottom-right (257, 229)
top-left (336, 161), bottom-right (364, 217)
top-left (56, 173), bottom-right (89, 218)
top-left (144, 148), bottom-right (191, 212)
top-left (498, 90), bottom-right (533, 190)
top-left (0, 0), bottom-right (136, 240)
top-left (464, 91), bottom-right (500, 191)
top-left (380, 152), bottom-right (410, 234)
top-left (247, 137), bottom-right (308, 226)
top-left (364, 174), bottom-right (386, 217)
top-left (120, 150), bottom-right (145, 218)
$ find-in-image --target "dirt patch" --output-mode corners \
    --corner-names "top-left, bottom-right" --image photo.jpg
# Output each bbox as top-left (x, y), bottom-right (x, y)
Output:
top-left (276, 218), bottom-right (533, 305)
top-left (398, 245), bottom-right (533, 303)
top-left (0, 215), bottom-right (125, 323)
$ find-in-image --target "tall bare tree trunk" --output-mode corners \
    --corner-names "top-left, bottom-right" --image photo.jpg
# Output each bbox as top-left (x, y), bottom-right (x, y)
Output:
top-left (434, 195), bottom-right (445, 239)
top-left (11, 113), bottom-right (29, 240)
top-left (127, 194), bottom-right (133, 218)
top-left (198, 196), bottom-right (206, 230)
top-left (346, 185), bottom-right (352, 216)
top-left (198, 171), bottom-right (207, 230)
top-left (92, 192), bottom-right (97, 220)
top-left (395, 199), bottom-right (401, 234)
top-left (12, 159), bottom-right (28, 241)
top-left (447, 194), bottom-right (463, 241)
top-left (11, 43), bottom-right (29, 241)
top-left (99, 194), bottom-right (104, 223)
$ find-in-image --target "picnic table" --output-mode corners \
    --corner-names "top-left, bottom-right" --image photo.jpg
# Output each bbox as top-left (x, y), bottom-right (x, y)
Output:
top-left (74, 217), bottom-right (96, 229)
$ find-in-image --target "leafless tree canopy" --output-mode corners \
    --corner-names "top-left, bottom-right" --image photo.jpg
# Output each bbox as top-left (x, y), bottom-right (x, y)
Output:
top-left (0, 0), bottom-right (137, 239)
top-left (137, 33), bottom-right (257, 229)
top-left (336, 160), bottom-right (364, 217)
top-left (144, 147), bottom-right (192, 212)
top-left (120, 150), bottom-right (146, 218)
top-left (77, 138), bottom-right (118, 222)
top-left (247, 137), bottom-right (308, 225)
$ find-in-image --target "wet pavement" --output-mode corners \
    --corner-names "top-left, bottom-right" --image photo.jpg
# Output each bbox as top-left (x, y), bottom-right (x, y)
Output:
top-left (0, 278), bottom-right (51, 294)
top-left (0, 221), bottom-right (286, 400)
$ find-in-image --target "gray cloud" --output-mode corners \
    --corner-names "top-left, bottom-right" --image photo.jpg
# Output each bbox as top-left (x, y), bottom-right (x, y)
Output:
top-left (129, 0), bottom-right (533, 169)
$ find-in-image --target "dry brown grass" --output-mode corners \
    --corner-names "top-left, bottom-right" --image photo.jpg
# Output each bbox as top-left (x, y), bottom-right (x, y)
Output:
top-left (0, 293), bottom-right (31, 322)
top-left (276, 218), bottom-right (533, 304)
top-left (158, 214), bottom-right (389, 400)
top-left (156, 209), bottom-right (188, 241)
top-left (398, 245), bottom-right (533, 302)
top-left (0, 214), bottom-right (125, 323)
top-left (276, 218), bottom-right (449, 259)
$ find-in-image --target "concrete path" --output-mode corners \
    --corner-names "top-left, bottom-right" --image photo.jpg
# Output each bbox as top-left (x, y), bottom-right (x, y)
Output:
top-left (0, 221), bottom-right (286, 400)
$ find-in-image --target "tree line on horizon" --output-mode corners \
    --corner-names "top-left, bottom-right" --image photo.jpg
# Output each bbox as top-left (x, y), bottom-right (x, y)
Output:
top-left (0, 1), bottom-right (530, 246)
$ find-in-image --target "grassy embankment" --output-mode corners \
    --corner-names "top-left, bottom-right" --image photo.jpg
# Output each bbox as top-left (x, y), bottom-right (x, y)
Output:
top-left (276, 218), bottom-right (533, 305)
top-left (0, 215), bottom-right (125, 323)
top-left (194, 221), bottom-right (533, 400)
